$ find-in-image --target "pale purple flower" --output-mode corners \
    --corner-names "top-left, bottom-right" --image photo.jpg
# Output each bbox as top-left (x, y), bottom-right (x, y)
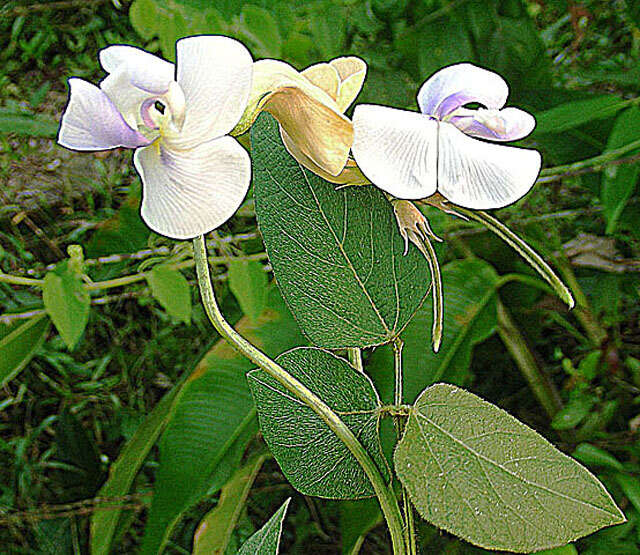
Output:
top-left (352, 63), bottom-right (541, 209)
top-left (58, 36), bottom-right (253, 239)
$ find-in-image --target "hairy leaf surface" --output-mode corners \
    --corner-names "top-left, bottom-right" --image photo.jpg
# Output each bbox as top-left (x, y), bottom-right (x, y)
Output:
top-left (252, 113), bottom-right (429, 349)
top-left (249, 346), bottom-right (388, 499)
top-left (237, 498), bottom-right (291, 554)
top-left (395, 383), bottom-right (625, 552)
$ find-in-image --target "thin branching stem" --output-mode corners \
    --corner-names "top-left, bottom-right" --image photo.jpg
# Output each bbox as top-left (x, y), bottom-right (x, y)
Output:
top-left (392, 338), bottom-right (417, 555)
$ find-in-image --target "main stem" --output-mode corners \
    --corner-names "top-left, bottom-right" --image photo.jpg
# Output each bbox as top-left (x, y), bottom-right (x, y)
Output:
top-left (192, 236), bottom-right (406, 554)
top-left (392, 338), bottom-right (417, 555)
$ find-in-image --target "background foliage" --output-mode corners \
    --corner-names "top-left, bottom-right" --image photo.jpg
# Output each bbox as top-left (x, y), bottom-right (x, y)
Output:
top-left (0, 0), bottom-right (639, 553)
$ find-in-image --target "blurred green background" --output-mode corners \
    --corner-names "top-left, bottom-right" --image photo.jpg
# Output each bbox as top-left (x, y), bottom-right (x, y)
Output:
top-left (1, 0), bottom-right (640, 553)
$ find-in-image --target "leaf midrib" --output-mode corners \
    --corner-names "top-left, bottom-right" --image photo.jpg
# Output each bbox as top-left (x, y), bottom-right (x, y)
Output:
top-left (301, 168), bottom-right (392, 338)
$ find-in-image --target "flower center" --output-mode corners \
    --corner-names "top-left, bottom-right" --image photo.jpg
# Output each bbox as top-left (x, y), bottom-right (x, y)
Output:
top-left (139, 80), bottom-right (186, 139)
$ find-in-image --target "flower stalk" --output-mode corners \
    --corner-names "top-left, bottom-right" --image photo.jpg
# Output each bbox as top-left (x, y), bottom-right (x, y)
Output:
top-left (453, 207), bottom-right (575, 309)
top-left (392, 338), bottom-right (417, 555)
top-left (192, 235), bottom-right (406, 555)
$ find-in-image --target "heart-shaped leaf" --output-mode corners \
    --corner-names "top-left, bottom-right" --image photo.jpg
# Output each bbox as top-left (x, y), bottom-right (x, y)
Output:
top-left (248, 346), bottom-right (388, 499)
top-left (252, 113), bottom-right (430, 349)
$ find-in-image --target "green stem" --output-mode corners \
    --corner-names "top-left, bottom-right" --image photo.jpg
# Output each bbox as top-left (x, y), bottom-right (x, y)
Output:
top-left (538, 137), bottom-right (640, 183)
top-left (553, 257), bottom-right (608, 347)
top-left (0, 272), bottom-right (44, 287)
top-left (347, 347), bottom-right (364, 373)
top-left (192, 236), bottom-right (406, 555)
top-left (454, 207), bottom-right (575, 309)
top-left (392, 338), bottom-right (417, 555)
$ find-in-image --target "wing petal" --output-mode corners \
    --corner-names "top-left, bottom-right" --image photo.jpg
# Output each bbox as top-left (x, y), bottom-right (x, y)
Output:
top-left (437, 121), bottom-right (541, 209)
top-left (135, 136), bottom-right (251, 239)
top-left (352, 105), bottom-right (437, 199)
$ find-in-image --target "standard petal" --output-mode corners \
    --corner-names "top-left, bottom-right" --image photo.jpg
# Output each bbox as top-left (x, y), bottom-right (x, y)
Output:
top-left (352, 104), bottom-right (437, 199)
top-left (171, 35), bottom-right (253, 148)
top-left (417, 63), bottom-right (509, 120)
top-left (330, 57), bottom-right (367, 112)
top-left (301, 62), bottom-right (340, 100)
top-left (58, 78), bottom-right (150, 151)
top-left (99, 45), bottom-right (174, 93)
top-left (448, 107), bottom-right (536, 141)
top-left (134, 136), bottom-right (251, 239)
top-left (437, 121), bottom-right (541, 209)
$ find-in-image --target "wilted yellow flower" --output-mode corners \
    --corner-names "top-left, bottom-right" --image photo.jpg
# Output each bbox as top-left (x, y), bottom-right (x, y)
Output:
top-left (233, 56), bottom-right (368, 184)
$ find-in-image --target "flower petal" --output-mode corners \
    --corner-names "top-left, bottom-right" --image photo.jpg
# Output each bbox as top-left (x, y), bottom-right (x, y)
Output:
top-left (58, 78), bottom-right (150, 151)
top-left (281, 130), bottom-right (368, 185)
top-left (265, 86), bottom-right (352, 176)
top-left (330, 57), bottom-right (367, 112)
top-left (135, 136), bottom-right (251, 239)
top-left (448, 107), bottom-right (536, 141)
top-left (352, 104), bottom-right (437, 199)
top-left (436, 121), bottom-right (541, 209)
top-left (171, 35), bottom-right (253, 149)
top-left (98, 46), bottom-right (174, 130)
top-left (417, 63), bottom-right (508, 120)
top-left (301, 62), bottom-right (340, 100)
top-left (99, 44), bottom-right (174, 93)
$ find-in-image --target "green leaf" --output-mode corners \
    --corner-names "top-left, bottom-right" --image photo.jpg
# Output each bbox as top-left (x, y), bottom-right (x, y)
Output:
top-left (601, 107), bottom-right (640, 234)
top-left (534, 96), bottom-right (630, 135)
top-left (129, 0), bottom-right (227, 60)
top-left (193, 454), bottom-right (267, 555)
top-left (252, 113), bottom-right (430, 349)
top-left (237, 4), bottom-right (282, 58)
top-left (146, 265), bottom-right (192, 324)
top-left (423, 23), bottom-right (473, 74)
top-left (43, 261), bottom-right (90, 350)
top-left (90, 389), bottom-right (177, 555)
top-left (228, 259), bottom-right (268, 323)
top-left (395, 383), bottom-right (625, 552)
top-left (248, 347), bottom-right (388, 499)
top-left (140, 285), bottom-right (305, 555)
top-left (535, 546), bottom-right (578, 555)
top-left (339, 498), bottom-right (382, 555)
top-left (368, 258), bottom-right (499, 403)
top-left (237, 498), bottom-right (291, 555)
top-left (573, 444), bottom-right (624, 472)
top-left (129, 0), bottom-right (160, 40)
top-left (0, 108), bottom-right (58, 137)
top-left (0, 314), bottom-right (49, 386)
top-left (551, 392), bottom-right (596, 430)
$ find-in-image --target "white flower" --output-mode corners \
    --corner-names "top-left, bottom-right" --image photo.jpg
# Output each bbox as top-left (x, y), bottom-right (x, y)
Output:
top-left (351, 63), bottom-right (541, 209)
top-left (58, 36), bottom-right (253, 239)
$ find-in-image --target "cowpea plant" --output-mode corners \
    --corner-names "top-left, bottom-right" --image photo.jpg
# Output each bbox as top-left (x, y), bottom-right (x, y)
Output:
top-left (46, 34), bottom-right (626, 554)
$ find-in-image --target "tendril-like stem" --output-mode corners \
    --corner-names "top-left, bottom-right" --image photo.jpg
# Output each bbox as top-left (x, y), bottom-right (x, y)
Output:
top-left (413, 236), bottom-right (443, 353)
top-left (192, 235), bottom-right (406, 555)
top-left (454, 207), bottom-right (575, 309)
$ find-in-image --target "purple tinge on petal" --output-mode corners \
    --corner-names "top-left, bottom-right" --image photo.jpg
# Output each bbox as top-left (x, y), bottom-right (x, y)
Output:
top-left (434, 92), bottom-right (484, 121)
top-left (140, 97), bottom-right (160, 129)
top-left (417, 63), bottom-right (509, 120)
top-left (58, 78), bottom-right (150, 151)
top-left (448, 107), bottom-right (536, 142)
